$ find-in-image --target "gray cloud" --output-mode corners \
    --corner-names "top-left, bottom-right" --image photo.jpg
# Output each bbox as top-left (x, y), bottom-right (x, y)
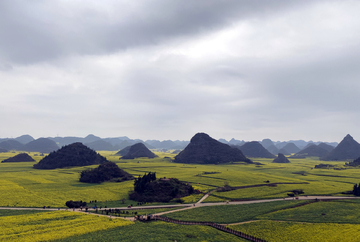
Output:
top-left (1, 0), bottom-right (360, 142)
top-left (1, 0), bottom-right (316, 64)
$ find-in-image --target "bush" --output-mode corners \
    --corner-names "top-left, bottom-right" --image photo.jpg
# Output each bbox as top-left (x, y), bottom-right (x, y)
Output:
top-left (65, 200), bottom-right (87, 208)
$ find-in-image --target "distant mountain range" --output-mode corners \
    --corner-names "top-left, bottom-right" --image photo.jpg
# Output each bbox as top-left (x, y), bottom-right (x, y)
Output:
top-left (0, 134), bottom-right (339, 152)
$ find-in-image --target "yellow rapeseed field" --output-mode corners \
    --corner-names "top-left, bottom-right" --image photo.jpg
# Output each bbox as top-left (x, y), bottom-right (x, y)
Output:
top-left (0, 211), bottom-right (133, 241)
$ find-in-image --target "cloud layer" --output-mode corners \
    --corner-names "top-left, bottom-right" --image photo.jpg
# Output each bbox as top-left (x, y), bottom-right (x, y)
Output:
top-left (1, 0), bottom-right (360, 142)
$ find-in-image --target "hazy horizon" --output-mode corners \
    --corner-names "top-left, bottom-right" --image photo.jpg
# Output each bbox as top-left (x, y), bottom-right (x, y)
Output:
top-left (0, 132), bottom-right (344, 144)
top-left (2, 1), bottom-right (360, 142)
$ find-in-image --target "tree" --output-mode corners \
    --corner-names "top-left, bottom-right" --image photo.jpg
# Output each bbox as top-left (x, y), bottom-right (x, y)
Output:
top-left (353, 183), bottom-right (360, 196)
top-left (134, 172), bottom-right (156, 193)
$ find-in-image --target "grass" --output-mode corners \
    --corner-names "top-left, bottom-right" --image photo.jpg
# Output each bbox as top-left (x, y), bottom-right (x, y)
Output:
top-left (161, 200), bottom-right (307, 224)
top-left (56, 221), bottom-right (248, 242)
top-left (229, 221), bottom-right (360, 242)
top-left (0, 209), bottom-right (51, 217)
top-left (257, 200), bottom-right (360, 223)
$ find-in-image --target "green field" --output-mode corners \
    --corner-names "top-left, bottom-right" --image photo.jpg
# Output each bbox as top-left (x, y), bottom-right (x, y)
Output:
top-left (2, 151), bottom-right (360, 241)
top-left (0, 151), bottom-right (355, 208)
top-left (160, 200), bottom-right (307, 223)
top-left (56, 221), bottom-right (247, 242)
top-left (257, 199), bottom-right (360, 224)
top-left (229, 221), bottom-right (360, 242)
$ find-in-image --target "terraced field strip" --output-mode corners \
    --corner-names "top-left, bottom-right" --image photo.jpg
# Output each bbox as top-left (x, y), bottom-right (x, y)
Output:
top-left (230, 182), bottom-right (310, 190)
top-left (153, 216), bottom-right (267, 242)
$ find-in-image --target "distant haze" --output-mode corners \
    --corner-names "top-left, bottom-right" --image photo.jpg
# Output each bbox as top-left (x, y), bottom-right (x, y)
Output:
top-left (1, 1), bottom-right (360, 142)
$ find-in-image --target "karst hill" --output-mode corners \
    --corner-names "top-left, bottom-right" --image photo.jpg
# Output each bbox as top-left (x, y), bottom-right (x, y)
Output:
top-left (278, 143), bottom-right (300, 155)
top-left (0, 139), bottom-right (24, 151)
top-left (236, 141), bottom-right (276, 158)
top-left (1, 153), bottom-right (35, 163)
top-left (33, 142), bottom-right (107, 169)
top-left (79, 161), bottom-right (133, 183)
top-left (120, 143), bottom-right (157, 159)
top-left (174, 133), bottom-right (252, 164)
top-left (291, 143), bottom-right (331, 158)
top-left (321, 134), bottom-right (360, 161)
top-left (23, 138), bottom-right (59, 153)
top-left (272, 153), bottom-right (290, 163)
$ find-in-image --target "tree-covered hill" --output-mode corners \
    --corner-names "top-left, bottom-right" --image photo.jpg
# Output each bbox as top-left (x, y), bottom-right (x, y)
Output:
top-left (174, 133), bottom-right (252, 164)
top-left (79, 161), bottom-right (133, 183)
top-left (33, 142), bottom-right (106, 169)
top-left (1, 153), bottom-right (35, 163)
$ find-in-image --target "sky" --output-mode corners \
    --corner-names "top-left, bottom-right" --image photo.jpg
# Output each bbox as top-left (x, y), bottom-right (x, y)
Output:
top-left (1, 0), bottom-right (360, 142)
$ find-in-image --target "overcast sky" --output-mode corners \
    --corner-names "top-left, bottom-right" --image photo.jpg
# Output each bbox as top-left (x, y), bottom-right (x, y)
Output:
top-left (1, 0), bottom-right (360, 142)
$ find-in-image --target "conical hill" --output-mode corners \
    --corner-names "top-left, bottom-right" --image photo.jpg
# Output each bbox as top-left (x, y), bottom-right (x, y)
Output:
top-left (321, 134), bottom-right (360, 161)
top-left (33, 142), bottom-right (106, 169)
top-left (174, 133), bottom-right (252, 164)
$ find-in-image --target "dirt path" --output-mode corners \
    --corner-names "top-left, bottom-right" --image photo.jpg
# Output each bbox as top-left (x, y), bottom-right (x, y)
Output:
top-left (71, 210), bottom-right (135, 221)
top-left (221, 220), bottom-right (259, 226)
top-left (1, 196), bottom-right (358, 217)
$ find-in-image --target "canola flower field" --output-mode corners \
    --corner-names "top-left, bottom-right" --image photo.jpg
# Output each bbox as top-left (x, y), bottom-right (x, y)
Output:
top-left (0, 210), bottom-right (133, 242)
top-left (2, 150), bottom-right (360, 241)
top-left (0, 151), bottom-right (356, 207)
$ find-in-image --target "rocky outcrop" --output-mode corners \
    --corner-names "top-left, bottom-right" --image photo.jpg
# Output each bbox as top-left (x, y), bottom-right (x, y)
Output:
top-left (321, 134), bottom-right (360, 161)
top-left (237, 141), bottom-right (276, 158)
top-left (174, 133), bottom-right (252, 164)
top-left (1, 153), bottom-right (35, 162)
top-left (272, 153), bottom-right (290, 163)
top-left (33, 142), bottom-right (106, 169)
top-left (120, 143), bottom-right (157, 159)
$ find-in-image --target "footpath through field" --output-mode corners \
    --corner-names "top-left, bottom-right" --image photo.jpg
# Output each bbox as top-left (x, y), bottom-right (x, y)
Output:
top-left (1, 195), bottom-right (357, 213)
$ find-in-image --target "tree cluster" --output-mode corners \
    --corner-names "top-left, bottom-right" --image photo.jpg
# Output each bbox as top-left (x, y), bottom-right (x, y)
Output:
top-left (65, 200), bottom-right (87, 208)
top-left (353, 183), bottom-right (360, 196)
top-left (129, 172), bottom-right (195, 203)
top-left (134, 172), bottom-right (156, 193)
top-left (79, 161), bottom-right (133, 183)
top-left (346, 157), bottom-right (360, 167)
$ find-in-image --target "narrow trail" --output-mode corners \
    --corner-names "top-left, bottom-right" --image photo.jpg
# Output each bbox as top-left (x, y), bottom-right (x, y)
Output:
top-left (2, 195), bottom-right (359, 241)
top-left (153, 216), bottom-right (266, 242)
top-left (71, 210), bottom-right (135, 221)
top-left (0, 196), bottom-right (357, 212)
top-left (221, 220), bottom-right (260, 226)
top-left (196, 191), bottom-right (211, 203)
